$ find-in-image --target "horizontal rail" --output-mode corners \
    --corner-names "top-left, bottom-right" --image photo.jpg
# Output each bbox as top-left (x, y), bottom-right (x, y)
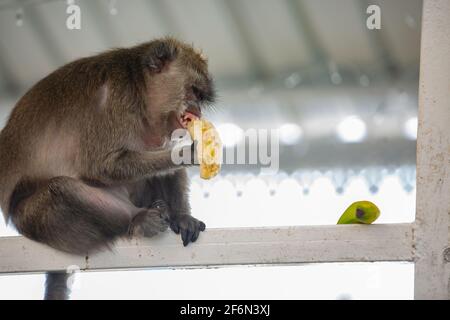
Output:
top-left (0, 223), bottom-right (414, 274)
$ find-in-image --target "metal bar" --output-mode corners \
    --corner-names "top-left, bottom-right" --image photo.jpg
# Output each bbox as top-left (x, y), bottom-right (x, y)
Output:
top-left (146, 0), bottom-right (182, 38)
top-left (219, 0), bottom-right (269, 81)
top-left (0, 223), bottom-right (413, 274)
top-left (414, 0), bottom-right (450, 300)
top-left (0, 48), bottom-right (21, 94)
top-left (0, 0), bottom-right (60, 12)
top-left (284, 0), bottom-right (328, 71)
top-left (85, 0), bottom-right (121, 48)
top-left (23, 1), bottom-right (66, 67)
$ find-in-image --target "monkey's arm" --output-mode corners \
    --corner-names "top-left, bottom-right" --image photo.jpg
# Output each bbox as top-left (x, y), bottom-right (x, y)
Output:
top-left (151, 170), bottom-right (206, 246)
top-left (93, 145), bottom-right (194, 184)
top-left (157, 169), bottom-right (191, 216)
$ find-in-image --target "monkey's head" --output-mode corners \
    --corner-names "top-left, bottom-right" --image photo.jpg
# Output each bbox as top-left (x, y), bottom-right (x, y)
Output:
top-left (139, 38), bottom-right (216, 141)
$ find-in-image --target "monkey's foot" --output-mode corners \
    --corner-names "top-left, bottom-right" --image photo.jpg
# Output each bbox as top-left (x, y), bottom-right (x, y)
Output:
top-left (129, 208), bottom-right (169, 238)
top-left (169, 214), bottom-right (206, 246)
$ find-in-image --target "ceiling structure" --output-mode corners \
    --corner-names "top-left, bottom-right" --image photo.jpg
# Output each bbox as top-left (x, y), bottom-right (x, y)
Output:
top-left (0, 0), bottom-right (423, 175)
top-left (0, 0), bottom-right (422, 94)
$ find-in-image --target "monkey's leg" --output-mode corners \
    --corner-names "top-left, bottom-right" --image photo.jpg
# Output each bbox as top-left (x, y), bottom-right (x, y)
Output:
top-left (10, 176), bottom-right (168, 255)
top-left (148, 170), bottom-right (206, 246)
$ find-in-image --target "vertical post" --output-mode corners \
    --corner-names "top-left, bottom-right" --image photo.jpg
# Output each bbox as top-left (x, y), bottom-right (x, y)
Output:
top-left (414, 0), bottom-right (450, 299)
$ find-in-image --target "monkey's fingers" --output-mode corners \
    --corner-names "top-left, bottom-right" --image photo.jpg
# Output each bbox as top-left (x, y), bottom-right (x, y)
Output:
top-left (181, 218), bottom-right (196, 246)
top-left (170, 215), bottom-right (206, 246)
top-left (181, 228), bottom-right (191, 247)
top-left (151, 199), bottom-right (167, 210)
top-left (191, 227), bottom-right (201, 243)
top-left (182, 220), bottom-right (206, 246)
top-left (130, 209), bottom-right (169, 238)
top-left (170, 221), bottom-right (180, 234)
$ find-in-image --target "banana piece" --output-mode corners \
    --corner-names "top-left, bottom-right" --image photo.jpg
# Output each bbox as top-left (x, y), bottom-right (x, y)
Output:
top-left (187, 119), bottom-right (222, 180)
top-left (337, 200), bottom-right (380, 224)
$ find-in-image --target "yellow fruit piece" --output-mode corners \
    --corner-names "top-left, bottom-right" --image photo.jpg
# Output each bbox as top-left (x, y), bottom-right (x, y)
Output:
top-left (187, 119), bottom-right (222, 179)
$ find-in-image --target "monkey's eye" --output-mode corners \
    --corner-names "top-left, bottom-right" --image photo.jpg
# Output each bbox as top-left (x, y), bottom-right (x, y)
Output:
top-left (191, 86), bottom-right (204, 101)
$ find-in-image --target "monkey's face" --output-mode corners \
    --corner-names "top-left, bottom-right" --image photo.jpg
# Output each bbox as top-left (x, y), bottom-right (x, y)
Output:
top-left (174, 70), bottom-right (215, 131)
top-left (143, 40), bottom-right (215, 141)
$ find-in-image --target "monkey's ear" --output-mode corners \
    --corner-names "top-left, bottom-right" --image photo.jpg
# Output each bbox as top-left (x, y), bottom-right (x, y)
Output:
top-left (142, 40), bottom-right (179, 74)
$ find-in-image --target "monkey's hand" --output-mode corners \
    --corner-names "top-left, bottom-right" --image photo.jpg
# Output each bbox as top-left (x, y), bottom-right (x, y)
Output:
top-left (179, 141), bottom-right (200, 166)
top-left (129, 205), bottom-right (170, 238)
top-left (169, 214), bottom-right (206, 246)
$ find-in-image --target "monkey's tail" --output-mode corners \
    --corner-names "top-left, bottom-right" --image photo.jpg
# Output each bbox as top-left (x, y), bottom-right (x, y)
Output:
top-left (44, 271), bottom-right (71, 300)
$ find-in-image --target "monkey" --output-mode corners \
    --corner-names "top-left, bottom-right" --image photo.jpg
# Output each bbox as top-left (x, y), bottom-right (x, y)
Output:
top-left (0, 38), bottom-right (216, 299)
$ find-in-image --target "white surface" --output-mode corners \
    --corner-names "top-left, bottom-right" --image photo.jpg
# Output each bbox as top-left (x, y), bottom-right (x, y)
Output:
top-left (0, 224), bottom-right (413, 274)
top-left (414, 0), bottom-right (450, 300)
top-left (0, 262), bottom-right (414, 300)
top-left (190, 174), bottom-right (416, 228)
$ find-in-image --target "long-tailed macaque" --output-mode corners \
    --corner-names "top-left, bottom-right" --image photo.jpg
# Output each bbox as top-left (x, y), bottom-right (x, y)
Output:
top-left (0, 38), bottom-right (215, 299)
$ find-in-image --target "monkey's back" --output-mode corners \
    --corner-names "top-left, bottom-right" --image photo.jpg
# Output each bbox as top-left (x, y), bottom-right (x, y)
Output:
top-left (0, 46), bottom-right (149, 219)
top-left (0, 57), bottom-right (107, 218)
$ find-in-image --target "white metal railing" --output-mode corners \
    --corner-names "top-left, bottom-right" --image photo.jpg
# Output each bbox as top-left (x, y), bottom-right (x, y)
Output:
top-left (0, 224), bottom-right (414, 274)
top-left (412, 0), bottom-right (450, 300)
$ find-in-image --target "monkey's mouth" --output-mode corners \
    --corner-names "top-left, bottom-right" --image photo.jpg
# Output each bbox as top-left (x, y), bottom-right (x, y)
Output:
top-left (178, 106), bottom-right (201, 129)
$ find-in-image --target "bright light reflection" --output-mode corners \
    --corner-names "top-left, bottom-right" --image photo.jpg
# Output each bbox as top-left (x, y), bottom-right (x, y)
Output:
top-left (337, 116), bottom-right (367, 143)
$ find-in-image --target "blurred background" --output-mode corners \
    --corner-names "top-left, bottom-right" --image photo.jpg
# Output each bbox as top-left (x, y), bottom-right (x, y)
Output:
top-left (0, 0), bottom-right (421, 299)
